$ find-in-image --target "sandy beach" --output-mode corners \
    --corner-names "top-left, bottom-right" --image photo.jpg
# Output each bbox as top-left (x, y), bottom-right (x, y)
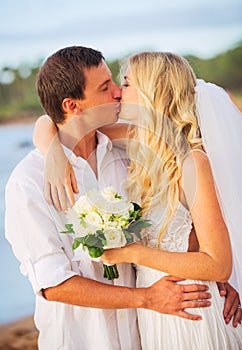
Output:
top-left (0, 316), bottom-right (38, 350)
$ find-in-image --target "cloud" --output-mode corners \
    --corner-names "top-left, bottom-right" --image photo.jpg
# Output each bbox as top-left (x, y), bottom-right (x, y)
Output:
top-left (1, 3), bottom-right (241, 42)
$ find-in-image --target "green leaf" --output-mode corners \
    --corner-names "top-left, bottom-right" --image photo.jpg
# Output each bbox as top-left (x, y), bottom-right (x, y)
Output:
top-left (126, 219), bottom-right (152, 239)
top-left (83, 235), bottom-right (100, 247)
top-left (88, 246), bottom-right (104, 258)
top-left (96, 229), bottom-right (105, 237)
top-left (61, 223), bottom-right (74, 234)
top-left (132, 202), bottom-right (142, 211)
top-left (72, 237), bottom-right (82, 250)
top-left (123, 230), bottom-right (134, 244)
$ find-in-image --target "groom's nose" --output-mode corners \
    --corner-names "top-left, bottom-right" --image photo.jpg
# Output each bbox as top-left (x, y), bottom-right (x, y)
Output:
top-left (112, 83), bottom-right (122, 101)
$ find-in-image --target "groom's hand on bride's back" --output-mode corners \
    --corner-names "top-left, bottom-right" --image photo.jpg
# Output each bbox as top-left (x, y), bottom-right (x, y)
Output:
top-left (145, 275), bottom-right (211, 321)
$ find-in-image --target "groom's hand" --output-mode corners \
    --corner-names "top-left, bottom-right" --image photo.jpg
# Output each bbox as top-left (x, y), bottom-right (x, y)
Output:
top-left (144, 275), bottom-right (211, 321)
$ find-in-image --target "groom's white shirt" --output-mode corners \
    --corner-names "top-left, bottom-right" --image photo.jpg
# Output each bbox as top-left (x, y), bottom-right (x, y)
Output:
top-left (5, 132), bottom-right (141, 350)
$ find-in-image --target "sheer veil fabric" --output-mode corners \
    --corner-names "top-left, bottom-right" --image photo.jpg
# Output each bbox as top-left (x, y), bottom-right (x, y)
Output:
top-left (195, 79), bottom-right (242, 297)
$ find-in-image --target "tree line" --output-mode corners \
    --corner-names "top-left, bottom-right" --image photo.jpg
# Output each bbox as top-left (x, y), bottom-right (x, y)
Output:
top-left (0, 41), bottom-right (241, 123)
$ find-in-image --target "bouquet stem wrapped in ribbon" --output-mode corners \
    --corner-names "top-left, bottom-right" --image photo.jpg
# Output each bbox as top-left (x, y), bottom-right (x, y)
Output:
top-left (61, 187), bottom-right (151, 280)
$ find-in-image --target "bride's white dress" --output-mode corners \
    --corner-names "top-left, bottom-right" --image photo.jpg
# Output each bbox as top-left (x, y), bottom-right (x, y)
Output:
top-left (136, 203), bottom-right (242, 350)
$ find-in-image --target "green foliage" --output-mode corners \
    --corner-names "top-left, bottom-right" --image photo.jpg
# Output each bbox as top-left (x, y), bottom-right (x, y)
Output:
top-left (1, 42), bottom-right (241, 123)
top-left (0, 64), bottom-right (44, 122)
top-left (123, 218), bottom-right (151, 240)
top-left (106, 59), bottom-right (121, 85)
top-left (61, 224), bottom-right (75, 234)
top-left (185, 41), bottom-right (242, 92)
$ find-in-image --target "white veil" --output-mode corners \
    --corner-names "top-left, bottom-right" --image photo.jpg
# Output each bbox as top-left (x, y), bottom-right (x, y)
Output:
top-left (195, 79), bottom-right (242, 297)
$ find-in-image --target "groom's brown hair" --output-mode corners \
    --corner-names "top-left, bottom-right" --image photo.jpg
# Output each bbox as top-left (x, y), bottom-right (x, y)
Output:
top-left (36, 46), bottom-right (104, 124)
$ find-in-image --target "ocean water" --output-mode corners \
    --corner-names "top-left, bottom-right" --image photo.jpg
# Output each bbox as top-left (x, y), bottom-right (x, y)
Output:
top-left (0, 123), bottom-right (35, 324)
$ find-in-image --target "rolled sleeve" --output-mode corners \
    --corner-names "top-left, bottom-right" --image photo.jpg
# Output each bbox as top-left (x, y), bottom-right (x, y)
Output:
top-left (5, 175), bottom-right (78, 295)
top-left (24, 253), bottom-right (78, 294)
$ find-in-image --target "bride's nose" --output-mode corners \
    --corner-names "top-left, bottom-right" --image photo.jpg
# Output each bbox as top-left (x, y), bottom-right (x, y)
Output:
top-left (112, 83), bottom-right (122, 101)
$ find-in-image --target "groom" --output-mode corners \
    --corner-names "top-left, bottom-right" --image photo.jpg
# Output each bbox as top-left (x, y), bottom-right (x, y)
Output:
top-left (5, 46), bottom-right (212, 350)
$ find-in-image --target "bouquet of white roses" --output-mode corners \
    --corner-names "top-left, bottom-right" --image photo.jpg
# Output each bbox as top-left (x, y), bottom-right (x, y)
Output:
top-left (61, 187), bottom-right (151, 280)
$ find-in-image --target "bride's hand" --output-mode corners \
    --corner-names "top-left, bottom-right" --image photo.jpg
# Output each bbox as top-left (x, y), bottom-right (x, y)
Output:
top-left (217, 282), bottom-right (242, 327)
top-left (44, 139), bottom-right (79, 211)
top-left (101, 243), bottom-right (140, 265)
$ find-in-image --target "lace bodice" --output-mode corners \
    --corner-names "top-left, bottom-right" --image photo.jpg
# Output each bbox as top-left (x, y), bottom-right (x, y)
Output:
top-left (144, 203), bottom-right (193, 252)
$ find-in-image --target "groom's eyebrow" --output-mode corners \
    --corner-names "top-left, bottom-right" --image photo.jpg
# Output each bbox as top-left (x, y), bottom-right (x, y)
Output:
top-left (97, 79), bottom-right (111, 89)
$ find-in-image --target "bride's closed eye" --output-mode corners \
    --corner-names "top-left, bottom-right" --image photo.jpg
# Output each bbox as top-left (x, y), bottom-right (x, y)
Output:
top-left (122, 82), bottom-right (129, 88)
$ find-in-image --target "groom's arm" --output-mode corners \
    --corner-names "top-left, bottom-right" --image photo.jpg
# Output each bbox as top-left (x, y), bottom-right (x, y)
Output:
top-left (5, 176), bottom-right (211, 321)
top-left (42, 274), bottom-right (211, 320)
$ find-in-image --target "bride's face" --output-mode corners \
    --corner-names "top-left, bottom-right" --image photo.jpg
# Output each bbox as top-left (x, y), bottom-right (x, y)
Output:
top-left (121, 68), bottom-right (139, 104)
top-left (119, 67), bottom-right (139, 121)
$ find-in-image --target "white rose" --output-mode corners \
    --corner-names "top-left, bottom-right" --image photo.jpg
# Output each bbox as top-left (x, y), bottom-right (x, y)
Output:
top-left (103, 227), bottom-right (127, 249)
top-left (101, 187), bottom-right (118, 201)
top-left (66, 208), bottom-right (87, 238)
top-left (85, 211), bottom-right (102, 227)
top-left (73, 195), bottom-right (92, 214)
top-left (106, 200), bottom-right (131, 215)
top-left (87, 191), bottom-right (105, 210)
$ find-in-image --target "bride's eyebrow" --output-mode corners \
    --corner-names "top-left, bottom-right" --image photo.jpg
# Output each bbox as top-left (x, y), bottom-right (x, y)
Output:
top-left (123, 76), bottom-right (131, 82)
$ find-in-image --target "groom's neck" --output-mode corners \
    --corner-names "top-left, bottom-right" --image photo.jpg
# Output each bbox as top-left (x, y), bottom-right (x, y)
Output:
top-left (57, 116), bottom-right (98, 159)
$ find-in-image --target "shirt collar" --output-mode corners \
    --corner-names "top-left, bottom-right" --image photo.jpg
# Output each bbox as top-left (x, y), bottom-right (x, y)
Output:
top-left (62, 131), bottom-right (112, 167)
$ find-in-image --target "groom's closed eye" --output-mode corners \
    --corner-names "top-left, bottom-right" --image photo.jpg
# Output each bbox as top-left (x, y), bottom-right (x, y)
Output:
top-left (98, 79), bottom-right (111, 92)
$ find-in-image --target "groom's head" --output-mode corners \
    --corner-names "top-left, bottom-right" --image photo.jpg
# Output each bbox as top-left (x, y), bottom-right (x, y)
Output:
top-left (36, 46), bottom-right (121, 124)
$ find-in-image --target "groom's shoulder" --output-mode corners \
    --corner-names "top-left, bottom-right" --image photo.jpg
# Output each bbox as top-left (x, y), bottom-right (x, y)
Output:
top-left (8, 148), bottom-right (44, 186)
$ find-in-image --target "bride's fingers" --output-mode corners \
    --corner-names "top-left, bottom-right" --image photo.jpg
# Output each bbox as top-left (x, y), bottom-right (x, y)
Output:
top-left (44, 181), bottom-right (53, 206)
top-left (70, 169), bottom-right (79, 194)
top-left (50, 186), bottom-right (62, 212)
top-left (216, 282), bottom-right (227, 296)
top-left (225, 298), bottom-right (240, 324)
top-left (222, 289), bottom-right (239, 324)
top-left (57, 185), bottom-right (68, 212)
top-left (232, 307), bottom-right (242, 327)
top-left (65, 178), bottom-right (75, 207)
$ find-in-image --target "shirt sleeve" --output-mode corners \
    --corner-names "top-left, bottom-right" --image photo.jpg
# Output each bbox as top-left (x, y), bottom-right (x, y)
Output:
top-left (5, 178), bottom-right (78, 294)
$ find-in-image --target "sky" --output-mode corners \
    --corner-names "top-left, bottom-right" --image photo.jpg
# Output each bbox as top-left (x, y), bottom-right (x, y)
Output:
top-left (0, 0), bottom-right (242, 69)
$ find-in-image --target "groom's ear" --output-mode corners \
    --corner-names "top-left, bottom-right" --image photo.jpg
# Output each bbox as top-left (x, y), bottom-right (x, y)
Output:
top-left (62, 98), bottom-right (83, 114)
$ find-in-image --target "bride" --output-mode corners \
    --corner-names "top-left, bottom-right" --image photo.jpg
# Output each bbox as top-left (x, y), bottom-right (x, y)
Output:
top-left (33, 52), bottom-right (242, 349)
top-left (100, 52), bottom-right (242, 349)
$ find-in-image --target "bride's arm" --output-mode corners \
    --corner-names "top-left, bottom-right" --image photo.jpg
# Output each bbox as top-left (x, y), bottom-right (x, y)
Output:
top-left (33, 115), bottom-right (78, 211)
top-left (102, 151), bottom-right (232, 282)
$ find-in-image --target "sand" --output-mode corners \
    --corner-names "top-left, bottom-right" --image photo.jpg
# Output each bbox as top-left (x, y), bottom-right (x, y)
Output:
top-left (0, 316), bottom-right (38, 350)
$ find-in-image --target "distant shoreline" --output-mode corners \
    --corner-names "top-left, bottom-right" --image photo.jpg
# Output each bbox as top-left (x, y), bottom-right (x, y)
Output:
top-left (0, 116), bottom-right (38, 126)
top-left (0, 90), bottom-right (241, 128)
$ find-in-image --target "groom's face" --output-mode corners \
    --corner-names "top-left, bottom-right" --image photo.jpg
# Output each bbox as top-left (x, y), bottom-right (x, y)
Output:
top-left (76, 60), bottom-right (122, 127)
top-left (80, 61), bottom-right (121, 110)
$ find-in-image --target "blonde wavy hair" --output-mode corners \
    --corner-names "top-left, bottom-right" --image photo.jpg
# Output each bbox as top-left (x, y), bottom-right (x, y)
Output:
top-left (124, 52), bottom-right (202, 246)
